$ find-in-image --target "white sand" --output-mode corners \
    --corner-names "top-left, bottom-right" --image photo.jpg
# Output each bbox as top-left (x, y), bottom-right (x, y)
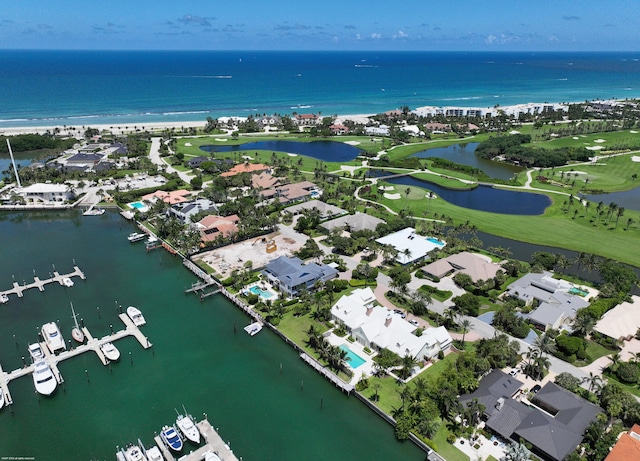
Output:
top-left (287, 153), bottom-right (298, 157)
top-left (0, 121), bottom-right (207, 136)
top-left (570, 171), bottom-right (587, 175)
top-left (384, 193), bottom-right (402, 200)
top-left (572, 137), bottom-right (579, 140)
top-left (184, 142), bottom-right (192, 147)
top-left (632, 156), bottom-right (640, 162)
top-left (340, 165), bottom-right (359, 176)
top-left (631, 131), bottom-right (638, 134)
top-left (509, 130), bottom-right (520, 135)
top-left (345, 141), bottom-right (361, 145)
top-left (586, 146), bottom-right (605, 151)
top-left (215, 138), bottom-right (228, 142)
top-left (594, 139), bottom-right (606, 143)
top-left (241, 155), bottom-right (254, 160)
top-left (382, 186), bottom-right (395, 191)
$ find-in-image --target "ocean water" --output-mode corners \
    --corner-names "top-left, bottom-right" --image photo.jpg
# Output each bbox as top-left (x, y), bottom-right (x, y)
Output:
top-left (0, 210), bottom-right (424, 461)
top-left (1, 50), bottom-right (640, 128)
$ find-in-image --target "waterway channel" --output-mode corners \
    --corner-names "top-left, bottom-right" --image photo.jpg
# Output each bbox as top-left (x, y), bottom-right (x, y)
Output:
top-left (0, 210), bottom-right (423, 461)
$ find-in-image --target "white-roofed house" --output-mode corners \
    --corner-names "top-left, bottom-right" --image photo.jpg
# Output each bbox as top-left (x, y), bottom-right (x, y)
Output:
top-left (375, 227), bottom-right (445, 265)
top-left (16, 183), bottom-right (75, 204)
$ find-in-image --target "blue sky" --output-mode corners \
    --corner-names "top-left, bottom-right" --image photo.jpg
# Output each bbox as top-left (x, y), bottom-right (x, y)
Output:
top-left (2, 0), bottom-right (638, 51)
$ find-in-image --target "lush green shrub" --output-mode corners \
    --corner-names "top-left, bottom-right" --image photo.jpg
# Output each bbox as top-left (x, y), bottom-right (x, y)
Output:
top-left (246, 294), bottom-right (259, 305)
top-left (355, 377), bottom-right (369, 391)
top-left (349, 279), bottom-right (367, 287)
top-left (332, 279), bottom-right (348, 291)
top-left (556, 334), bottom-right (584, 356)
top-left (221, 277), bottom-right (235, 286)
top-left (437, 350), bottom-right (444, 360)
top-left (616, 363), bottom-right (640, 384)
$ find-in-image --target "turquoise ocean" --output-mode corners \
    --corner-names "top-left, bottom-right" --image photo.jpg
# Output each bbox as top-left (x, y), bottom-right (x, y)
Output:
top-left (1, 50), bottom-right (640, 128)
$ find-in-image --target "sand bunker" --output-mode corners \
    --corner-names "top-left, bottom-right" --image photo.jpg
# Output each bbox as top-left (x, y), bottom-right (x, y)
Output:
top-left (215, 138), bottom-right (228, 142)
top-left (287, 153), bottom-right (298, 157)
top-left (345, 141), bottom-right (361, 145)
top-left (382, 186), bottom-right (395, 191)
top-left (586, 146), bottom-right (605, 151)
top-left (509, 130), bottom-right (520, 135)
top-left (573, 137), bottom-right (579, 140)
top-left (631, 130), bottom-right (638, 134)
top-left (184, 142), bottom-right (192, 147)
top-left (594, 139), bottom-right (606, 143)
top-left (632, 156), bottom-right (640, 162)
top-left (384, 193), bottom-right (401, 200)
top-left (242, 155), bottom-right (254, 160)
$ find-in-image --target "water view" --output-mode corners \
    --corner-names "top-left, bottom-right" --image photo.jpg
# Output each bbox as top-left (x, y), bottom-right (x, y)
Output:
top-left (582, 186), bottom-right (640, 212)
top-left (200, 140), bottom-right (363, 163)
top-left (0, 210), bottom-right (423, 461)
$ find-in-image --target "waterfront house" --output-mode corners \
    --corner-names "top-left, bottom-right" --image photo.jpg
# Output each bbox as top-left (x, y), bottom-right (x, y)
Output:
top-left (168, 198), bottom-right (218, 224)
top-left (329, 124), bottom-right (349, 135)
top-left (220, 163), bottom-right (270, 177)
top-left (196, 214), bottom-right (240, 243)
top-left (186, 156), bottom-right (211, 169)
top-left (295, 114), bottom-right (320, 126)
top-left (422, 252), bottom-right (502, 283)
top-left (330, 288), bottom-right (452, 361)
top-left (505, 271), bottom-right (589, 331)
top-left (594, 295), bottom-right (640, 342)
top-left (460, 371), bottom-right (602, 461)
top-left (16, 183), bottom-right (74, 204)
top-left (375, 227), bottom-right (445, 265)
top-left (142, 189), bottom-right (192, 205)
top-left (261, 181), bottom-right (318, 204)
top-left (321, 212), bottom-right (384, 233)
top-left (262, 256), bottom-right (338, 297)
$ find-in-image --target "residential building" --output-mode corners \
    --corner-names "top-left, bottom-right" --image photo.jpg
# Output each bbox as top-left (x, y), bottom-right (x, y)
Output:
top-left (595, 295), bottom-right (640, 342)
top-left (605, 424), bottom-right (640, 461)
top-left (168, 198), bottom-right (218, 223)
top-left (251, 172), bottom-right (285, 190)
top-left (220, 163), bottom-right (270, 177)
top-left (365, 125), bottom-right (390, 136)
top-left (329, 124), bottom-right (349, 135)
top-left (295, 114), bottom-right (320, 126)
top-left (375, 227), bottom-right (445, 265)
top-left (285, 200), bottom-right (347, 219)
top-left (262, 256), bottom-right (338, 297)
top-left (262, 181), bottom-right (318, 204)
top-left (141, 189), bottom-right (192, 205)
top-left (330, 287), bottom-right (452, 360)
top-left (186, 156), bottom-right (211, 169)
top-left (196, 214), bottom-right (240, 243)
top-left (16, 183), bottom-right (74, 204)
top-left (321, 212), bottom-right (385, 233)
top-left (422, 252), bottom-right (502, 283)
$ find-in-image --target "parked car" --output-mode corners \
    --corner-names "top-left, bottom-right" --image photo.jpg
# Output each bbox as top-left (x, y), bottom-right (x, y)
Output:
top-left (531, 384), bottom-right (541, 394)
top-left (509, 369), bottom-right (519, 377)
top-left (409, 319), bottom-right (420, 327)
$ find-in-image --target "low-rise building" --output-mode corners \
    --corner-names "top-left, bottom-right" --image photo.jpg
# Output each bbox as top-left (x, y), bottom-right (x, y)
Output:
top-left (196, 214), bottom-right (240, 243)
top-left (321, 212), bottom-right (385, 233)
top-left (285, 200), bottom-right (346, 219)
top-left (15, 183), bottom-right (74, 204)
top-left (422, 252), bottom-right (502, 283)
top-left (263, 256), bottom-right (338, 297)
top-left (595, 295), bottom-right (640, 342)
top-left (141, 189), bottom-right (192, 205)
top-left (375, 227), bottom-right (445, 265)
top-left (295, 114), bottom-right (320, 126)
top-left (168, 198), bottom-right (218, 223)
top-left (220, 163), bottom-right (270, 177)
top-left (605, 424), bottom-right (640, 461)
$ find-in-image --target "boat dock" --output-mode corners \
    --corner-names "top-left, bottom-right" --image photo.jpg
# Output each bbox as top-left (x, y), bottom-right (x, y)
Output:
top-left (152, 418), bottom-right (239, 461)
top-left (0, 266), bottom-right (85, 301)
top-left (0, 313), bottom-right (151, 406)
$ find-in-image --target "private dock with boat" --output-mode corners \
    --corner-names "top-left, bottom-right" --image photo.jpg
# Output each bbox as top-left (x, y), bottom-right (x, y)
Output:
top-left (0, 312), bottom-right (151, 406)
top-left (0, 266), bottom-right (85, 301)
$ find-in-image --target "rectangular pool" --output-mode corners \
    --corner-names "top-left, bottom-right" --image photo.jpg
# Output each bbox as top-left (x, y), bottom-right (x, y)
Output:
top-left (339, 344), bottom-right (366, 369)
top-left (426, 237), bottom-right (445, 246)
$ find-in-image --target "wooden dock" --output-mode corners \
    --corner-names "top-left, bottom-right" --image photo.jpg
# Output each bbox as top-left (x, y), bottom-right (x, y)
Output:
top-left (0, 266), bottom-right (85, 301)
top-left (0, 313), bottom-right (151, 406)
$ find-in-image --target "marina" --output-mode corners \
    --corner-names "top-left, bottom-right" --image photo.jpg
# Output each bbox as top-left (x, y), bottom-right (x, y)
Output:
top-left (0, 265), bottom-right (85, 301)
top-left (0, 311), bottom-right (151, 406)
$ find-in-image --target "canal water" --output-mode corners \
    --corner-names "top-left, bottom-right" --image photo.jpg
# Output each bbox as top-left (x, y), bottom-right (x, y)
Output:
top-left (200, 140), bottom-right (363, 163)
top-left (411, 142), bottom-right (522, 180)
top-left (0, 210), bottom-right (423, 461)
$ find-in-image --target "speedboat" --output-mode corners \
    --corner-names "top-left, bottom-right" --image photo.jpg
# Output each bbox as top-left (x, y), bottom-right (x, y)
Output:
top-left (41, 322), bottom-right (66, 353)
top-left (146, 235), bottom-right (159, 245)
top-left (160, 425), bottom-right (183, 452)
top-left (204, 451), bottom-right (222, 461)
top-left (0, 388), bottom-right (5, 410)
top-left (83, 207), bottom-right (105, 216)
top-left (176, 413), bottom-right (200, 444)
top-left (28, 343), bottom-right (44, 362)
top-left (144, 445), bottom-right (163, 461)
top-left (244, 321), bottom-right (262, 336)
top-left (127, 306), bottom-right (146, 327)
top-left (62, 277), bottom-right (74, 287)
top-left (121, 443), bottom-right (147, 461)
top-left (101, 342), bottom-right (120, 361)
top-left (128, 232), bottom-right (146, 243)
top-left (0, 294), bottom-right (8, 304)
top-left (32, 360), bottom-right (57, 396)
top-left (70, 302), bottom-right (84, 343)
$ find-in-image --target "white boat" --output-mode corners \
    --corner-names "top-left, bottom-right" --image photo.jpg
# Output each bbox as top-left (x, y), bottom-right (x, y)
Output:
top-left (146, 235), bottom-right (159, 245)
top-left (127, 306), bottom-right (146, 327)
top-left (128, 232), bottom-right (147, 243)
top-left (28, 343), bottom-right (44, 362)
top-left (0, 388), bottom-right (5, 410)
top-left (83, 207), bottom-right (105, 216)
top-left (144, 445), bottom-right (163, 461)
top-left (101, 342), bottom-right (120, 361)
top-left (244, 321), bottom-right (262, 336)
top-left (204, 451), bottom-right (222, 461)
top-left (70, 302), bottom-right (84, 343)
top-left (0, 293), bottom-right (8, 304)
top-left (62, 277), bottom-right (74, 287)
top-left (121, 443), bottom-right (147, 461)
top-left (41, 322), bottom-right (66, 353)
top-left (32, 360), bottom-right (57, 396)
top-left (176, 412), bottom-right (200, 444)
top-left (160, 425), bottom-right (183, 452)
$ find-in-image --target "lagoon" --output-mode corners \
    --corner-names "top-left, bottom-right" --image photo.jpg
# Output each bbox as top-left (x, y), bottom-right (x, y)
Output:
top-left (582, 185), bottom-right (640, 212)
top-left (200, 140), bottom-right (363, 163)
top-left (0, 210), bottom-right (423, 461)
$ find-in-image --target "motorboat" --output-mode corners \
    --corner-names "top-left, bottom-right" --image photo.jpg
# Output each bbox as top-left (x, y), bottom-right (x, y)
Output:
top-left (204, 451), bottom-right (222, 461)
top-left (28, 343), bottom-right (44, 362)
top-left (70, 302), bottom-right (85, 343)
top-left (0, 293), bottom-right (8, 304)
top-left (62, 277), bottom-right (74, 287)
top-left (144, 445), bottom-right (163, 461)
top-left (0, 388), bottom-right (5, 410)
top-left (127, 306), bottom-right (146, 327)
top-left (121, 443), bottom-right (147, 461)
top-left (32, 360), bottom-right (57, 396)
top-left (244, 321), bottom-right (262, 336)
top-left (83, 207), bottom-right (105, 216)
top-left (41, 322), bottom-right (66, 353)
top-left (146, 235), bottom-right (159, 245)
top-left (128, 232), bottom-right (147, 243)
top-left (160, 425), bottom-right (183, 452)
top-left (101, 342), bottom-right (120, 361)
top-left (176, 412), bottom-right (200, 444)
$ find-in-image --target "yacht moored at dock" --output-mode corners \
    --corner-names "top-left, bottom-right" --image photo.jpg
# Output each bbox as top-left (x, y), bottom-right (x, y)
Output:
top-left (32, 360), bottom-right (57, 396)
top-left (62, 277), bottom-right (74, 287)
top-left (0, 293), bottom-right (8, 304)
top-left (160, 425), bottom-right (183, 452)
top-left (204, 451), bottom-right (223, 461)
top-left (176, 411), bottom-right (200, 444)
top-left (244, 321), bottom-right (262, 336)
top-left (28, 343), bottom-right (44, 362)
top-left (119, 443), bottom-right (147, 461)
top-left (41, 322), bottom-right (66, 353)
top-left (83, 207), bottom-right (105, 216)
top-left (144, 445), bottom-right (163, 461)
top-left (100, 342), bottom-right (120, 361)
top-left (0, 388), bottom-right (5, 410)
top-left (127, 306), bottom-right (146, 327)
top-left (128, 232), bottom-right (147, 243)
top-left (70, 302), bottom-right (84, 343)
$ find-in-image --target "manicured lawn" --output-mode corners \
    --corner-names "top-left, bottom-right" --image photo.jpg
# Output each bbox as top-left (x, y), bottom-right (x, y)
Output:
top-left (277, 313), bottom-right (329, 346)
top-left (603, 372), bottom-right (640, 397)
top-left (359, 375), bottom-right (404, 415)
top-left (573, 340), bottom-right (618, 367)
top-left (433, 425), bottom-right (470, 461)
top-left (412, 172), bottom-right (477, 190)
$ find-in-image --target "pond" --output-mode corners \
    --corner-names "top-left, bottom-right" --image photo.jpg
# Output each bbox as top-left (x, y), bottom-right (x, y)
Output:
top-left (200, 140), bottom-right (363, 163)
top-left (385, 175), bottom-right (551, 215)
top-left (411, 142), bottom-right (522, 180)
top-left (581, 185), bottom-right (640, 212)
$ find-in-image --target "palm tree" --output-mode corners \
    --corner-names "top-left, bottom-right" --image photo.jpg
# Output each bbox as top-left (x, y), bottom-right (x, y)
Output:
top-left (615, 206), bottom-right (625, 228)
top-left (571, 314), bottom-right (596, 338)
top-left (554, 254), bottom-right (570, 273)
top-left (608, 352), bottom-right (621, 372)
top-left (532, 354), bottom-right (550, 380)
top-left (460, 319), bottom-right (472, 348)
top-left (582, 372), bottom-right (603, 394)
top-left (398, 354), bottom-right (417, 380)
top-left (533, 333), bottom-right (556, 358)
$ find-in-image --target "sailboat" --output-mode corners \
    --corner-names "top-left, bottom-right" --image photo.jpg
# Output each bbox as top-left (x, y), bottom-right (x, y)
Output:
top-left (70, 302), bottom-right (85, 343)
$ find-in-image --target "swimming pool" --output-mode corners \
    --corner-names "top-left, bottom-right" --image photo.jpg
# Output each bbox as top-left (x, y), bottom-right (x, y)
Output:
top-left (339, 344), bottom-right (366, 369)
top-left (569, 287), bottom-right (589, 297)
top-left (250, 286), bottom-right (273, 299)
top-left (128, 201), bottom-right (148, 212)
top-left (426, 237), bottom-right (445, 246)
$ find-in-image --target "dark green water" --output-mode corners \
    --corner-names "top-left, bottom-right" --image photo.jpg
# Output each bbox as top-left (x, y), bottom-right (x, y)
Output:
top-left (0, 211), bottom-right (423, 461)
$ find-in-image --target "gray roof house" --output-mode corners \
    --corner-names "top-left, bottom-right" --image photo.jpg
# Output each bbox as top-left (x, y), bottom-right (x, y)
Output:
top-left (321, 212), bottom-right (385, 233)
top-left (168, 198), bottom-right (218, 223)
top-left (285, 200), bottom-right (347, 219)
top-left (262, 256), bottom-right (338, 297)
top-left (506, 271), bottom-right (589, 331)
top-left (461, 371), bottom-right (602, 461)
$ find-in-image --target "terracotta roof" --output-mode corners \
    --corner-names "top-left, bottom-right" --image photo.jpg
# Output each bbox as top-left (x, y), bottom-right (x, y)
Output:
top-left (197, 214), bottom-right (240, 241)
top-left (220, 163), bottom-right (269, 177)
top-left (251, 172), bottom-right (284, 189)
top-left (605, 425), bottom-right (640, 461)
top-left (141, 189), bottom-right (191, 204)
